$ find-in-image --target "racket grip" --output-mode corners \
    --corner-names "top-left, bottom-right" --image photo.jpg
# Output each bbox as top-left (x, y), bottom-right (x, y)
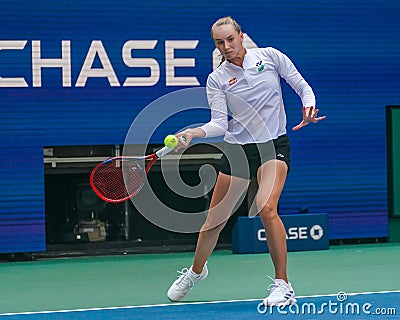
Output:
top-left (156, 146), bottom-right (173, 158)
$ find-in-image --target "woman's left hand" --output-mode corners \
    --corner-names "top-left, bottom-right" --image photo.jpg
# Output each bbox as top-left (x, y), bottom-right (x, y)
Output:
top-left (292, 106), bottom-right (326, 131)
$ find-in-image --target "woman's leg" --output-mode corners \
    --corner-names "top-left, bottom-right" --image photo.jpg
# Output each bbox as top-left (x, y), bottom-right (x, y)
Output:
top-left (167, 171), bottom-right (249, 302)
top-left (192, 172), bottom-right (249, 274)
top-left (256, 160), bottom-right (289, 281)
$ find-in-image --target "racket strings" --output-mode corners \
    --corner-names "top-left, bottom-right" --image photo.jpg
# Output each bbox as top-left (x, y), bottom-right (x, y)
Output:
top-left (92, 159), bottom-right (145, 201)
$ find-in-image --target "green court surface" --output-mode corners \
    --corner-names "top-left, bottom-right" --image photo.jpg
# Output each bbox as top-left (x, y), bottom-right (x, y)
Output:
top-left (0, 243), bottom-right (399, 314)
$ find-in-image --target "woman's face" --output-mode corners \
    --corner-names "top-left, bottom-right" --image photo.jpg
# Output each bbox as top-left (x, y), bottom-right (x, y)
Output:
top-left (212, 24), bottom-right (244, 61)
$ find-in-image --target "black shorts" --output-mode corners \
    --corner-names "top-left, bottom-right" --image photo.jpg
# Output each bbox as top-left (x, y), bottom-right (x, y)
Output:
top-left (217, 135), bottom-right (290, 179)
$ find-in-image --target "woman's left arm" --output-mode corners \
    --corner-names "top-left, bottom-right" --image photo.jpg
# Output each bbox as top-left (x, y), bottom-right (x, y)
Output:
top-left (268, 47), bottom-right (326, 130)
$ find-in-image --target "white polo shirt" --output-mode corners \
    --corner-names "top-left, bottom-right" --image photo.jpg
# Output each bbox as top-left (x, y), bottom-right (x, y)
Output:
top-left (200, 47), bottom-right (316, 144)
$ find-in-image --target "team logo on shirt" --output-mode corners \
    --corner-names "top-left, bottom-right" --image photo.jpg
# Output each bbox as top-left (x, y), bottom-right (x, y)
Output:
top-left (256, 60), bottom-right (267, 72)
top-left (228, 77), bottom-right (238, 85)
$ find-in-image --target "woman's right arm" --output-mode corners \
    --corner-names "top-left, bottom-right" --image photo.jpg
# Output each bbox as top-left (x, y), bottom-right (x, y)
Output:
top-left (175, 76), bottom-right (228, 149)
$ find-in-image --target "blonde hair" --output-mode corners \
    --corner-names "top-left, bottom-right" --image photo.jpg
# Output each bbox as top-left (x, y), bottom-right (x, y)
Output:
top-left (211, 16), bottom-right (241, 39)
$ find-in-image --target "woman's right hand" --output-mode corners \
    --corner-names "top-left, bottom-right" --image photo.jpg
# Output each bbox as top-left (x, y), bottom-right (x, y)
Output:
top-left (174, 128), bottom-right (206, 151)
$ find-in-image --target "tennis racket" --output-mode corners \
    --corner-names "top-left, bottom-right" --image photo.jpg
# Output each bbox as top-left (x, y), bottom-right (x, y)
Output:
top-left (90, 139), bottom-right (184, 203)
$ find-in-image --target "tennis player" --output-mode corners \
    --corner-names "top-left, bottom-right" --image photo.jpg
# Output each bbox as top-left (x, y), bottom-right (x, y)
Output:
top-left (167, 16), bottom-right (325, 306)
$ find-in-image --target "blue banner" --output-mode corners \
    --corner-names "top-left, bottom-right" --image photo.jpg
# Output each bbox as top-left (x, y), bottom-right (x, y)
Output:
top-left (232, 214), bottom-right (329, 254)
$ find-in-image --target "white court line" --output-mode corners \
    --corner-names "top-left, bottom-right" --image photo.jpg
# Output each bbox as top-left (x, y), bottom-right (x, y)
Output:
top-left (1, 290), bottom-right (399, 317)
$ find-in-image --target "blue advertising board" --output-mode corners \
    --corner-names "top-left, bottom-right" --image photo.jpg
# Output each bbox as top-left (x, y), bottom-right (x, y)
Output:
top-left (232, 214), bottom-right (329, 254)
top-left (0, 0), bottom-right (398, 252)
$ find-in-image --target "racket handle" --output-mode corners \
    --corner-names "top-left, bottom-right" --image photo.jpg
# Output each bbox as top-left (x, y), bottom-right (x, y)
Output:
top-left (156, 146), bottom-right (173, 158)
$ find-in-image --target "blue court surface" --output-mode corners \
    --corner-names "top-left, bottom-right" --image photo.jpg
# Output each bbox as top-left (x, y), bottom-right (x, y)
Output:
top-left (1, 291), bottom-right (398, 320)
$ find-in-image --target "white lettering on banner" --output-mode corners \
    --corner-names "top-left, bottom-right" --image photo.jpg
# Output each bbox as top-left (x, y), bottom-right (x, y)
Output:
top-left (122, 40), bottom-right (160, 87)
top-left (0, 40), bottom-right (201, 87)
top-left (165, 40), bottom-right (200, 86)
top-left (257, 225), bottom-right (324, 241)
top-left (288, 226), bottom-right (308, 240)
top-left (0, 40), bottom-right (28, 87)
top-left (257, 229), bottom-right (266, 241)
top-left (32, 40), bottom-right (72, 87)
top-left (76, 40), bottom-right (120, 87)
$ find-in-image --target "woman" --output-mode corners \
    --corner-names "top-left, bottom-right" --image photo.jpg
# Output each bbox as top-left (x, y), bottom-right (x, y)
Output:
top-left (167, 16), bottom-right (325, 306)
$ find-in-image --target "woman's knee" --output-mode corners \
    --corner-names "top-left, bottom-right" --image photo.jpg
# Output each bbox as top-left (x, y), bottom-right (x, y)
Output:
top-left (257, 200), bottom-right (279, 221)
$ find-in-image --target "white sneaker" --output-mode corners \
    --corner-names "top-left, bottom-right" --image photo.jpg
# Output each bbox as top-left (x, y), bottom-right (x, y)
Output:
top-left (167, 264), bottom-right (208, 302)
top-left (262, 278), bottom-right (297, 306)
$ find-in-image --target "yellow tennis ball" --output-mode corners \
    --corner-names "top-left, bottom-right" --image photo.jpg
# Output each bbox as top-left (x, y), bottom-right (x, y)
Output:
top-left (164, 134), bottom-right (178, 148)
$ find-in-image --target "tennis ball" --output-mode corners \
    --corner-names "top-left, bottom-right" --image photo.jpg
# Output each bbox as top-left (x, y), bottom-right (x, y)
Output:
top-left (164, 134), bottom-right (178, 148)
